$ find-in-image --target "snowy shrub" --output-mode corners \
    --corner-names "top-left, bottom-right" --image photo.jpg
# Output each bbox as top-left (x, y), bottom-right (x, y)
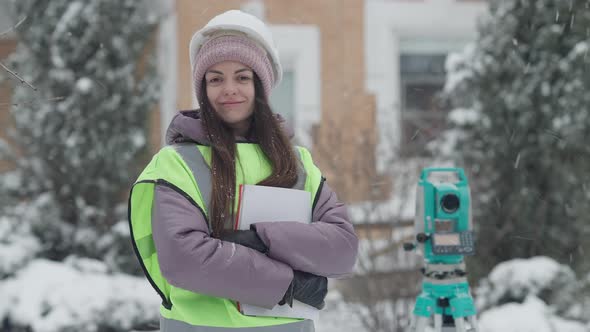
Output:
top-left (0, 216), bottom-right (41, 278)
top-left (478, 296), bottom-right (587, 332)
top-left (566, 273), bottom-right (590, 323)
top-left (0, 259), bottom-right (160, 332)
top-left (475, 256), bottom-right (577, 313)
top-left (95, 219), bottom-right (144, 275)
top-left (475, 256), bottom-right (590, 330)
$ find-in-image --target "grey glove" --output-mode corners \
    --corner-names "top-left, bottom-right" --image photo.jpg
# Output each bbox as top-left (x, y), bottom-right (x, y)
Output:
top-left (279, 270), bottom-right (327, 310)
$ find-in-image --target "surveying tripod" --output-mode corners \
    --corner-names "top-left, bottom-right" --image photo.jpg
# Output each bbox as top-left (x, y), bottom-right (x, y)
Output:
top-left (410, 262), bottom-right (478, 332)
top-left (404, 168), bottom-right (479, 332)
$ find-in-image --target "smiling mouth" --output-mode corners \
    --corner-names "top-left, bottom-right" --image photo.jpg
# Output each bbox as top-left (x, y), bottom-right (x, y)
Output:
top-left (222, 101), bottom-right (244, 106)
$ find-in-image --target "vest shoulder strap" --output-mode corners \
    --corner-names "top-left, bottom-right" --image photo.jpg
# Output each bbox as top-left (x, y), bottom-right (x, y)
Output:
top-left (172, 143), bottom-right (212, 213)
top-left (171, 143), bottom-right (318, 215)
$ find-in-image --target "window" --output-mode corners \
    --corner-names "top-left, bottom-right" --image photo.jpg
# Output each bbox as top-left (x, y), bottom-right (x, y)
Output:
top-left (269, 71), bottom-right (295, 128)
top-left (400, 53), bottom-right (450, 156)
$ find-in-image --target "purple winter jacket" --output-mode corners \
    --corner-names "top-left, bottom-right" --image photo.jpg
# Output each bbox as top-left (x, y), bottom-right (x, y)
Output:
top-left (152, 110), bottom-right (359, 309)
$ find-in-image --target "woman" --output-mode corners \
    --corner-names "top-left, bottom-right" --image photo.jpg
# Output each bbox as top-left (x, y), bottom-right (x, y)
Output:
top-left (128, 10), bottom-right (358, 332)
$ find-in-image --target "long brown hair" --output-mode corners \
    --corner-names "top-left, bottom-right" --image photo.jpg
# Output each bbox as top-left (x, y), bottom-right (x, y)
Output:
top-left (199, 74), bottom-right (299, 237)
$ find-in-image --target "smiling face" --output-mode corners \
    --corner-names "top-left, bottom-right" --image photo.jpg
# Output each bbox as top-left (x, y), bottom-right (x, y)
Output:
top-left (205, 61), bottom-right (256, 137)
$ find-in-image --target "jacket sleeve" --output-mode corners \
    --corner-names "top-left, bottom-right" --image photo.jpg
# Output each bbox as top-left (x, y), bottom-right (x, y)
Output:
top-left (152, 185), bottom-right (293, 309)
top-left (252, 181), bottom-right (359, 278)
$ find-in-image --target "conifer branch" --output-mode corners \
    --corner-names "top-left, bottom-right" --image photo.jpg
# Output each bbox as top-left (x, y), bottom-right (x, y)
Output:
top-left (0, 61), bottom-right (37, 91)
top-left (0, 15), bottom-right (27, 38)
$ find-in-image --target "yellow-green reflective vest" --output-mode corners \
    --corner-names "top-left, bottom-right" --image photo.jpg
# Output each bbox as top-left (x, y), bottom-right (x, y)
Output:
top-left (128, 143), bottom-right (323, 331)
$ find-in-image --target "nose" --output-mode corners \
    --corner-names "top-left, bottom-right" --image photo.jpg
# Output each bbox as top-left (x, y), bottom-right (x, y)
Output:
top-left (222, 80), bottom-right (238, 95)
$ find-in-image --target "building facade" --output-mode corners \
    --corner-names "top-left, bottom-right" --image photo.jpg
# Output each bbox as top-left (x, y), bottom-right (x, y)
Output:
top-left (155, 0), bottom-right (382, 203)
top-left (153, 0), bottom-right (487, 205)
top-left (0, 0), bottom-right (487, 207)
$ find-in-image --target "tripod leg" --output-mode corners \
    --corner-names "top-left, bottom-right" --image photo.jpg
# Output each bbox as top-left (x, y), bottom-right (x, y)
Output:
top-left (413, 315), bottom-right (429, 332)
top-left (434, 314), bottom-right (442, 332)
top-left (454, 317), bottom-right (466, 332)
top-left (441, 314), bottom-right (456, 332)
top-left (467, 316), bottom-right (478, 332)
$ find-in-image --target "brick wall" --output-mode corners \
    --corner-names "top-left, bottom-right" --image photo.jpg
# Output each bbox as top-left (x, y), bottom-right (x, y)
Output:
top-left (0, 38), bottom-right (16, 172)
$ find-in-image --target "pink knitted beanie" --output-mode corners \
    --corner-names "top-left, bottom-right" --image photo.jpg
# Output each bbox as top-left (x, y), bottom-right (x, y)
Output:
top-left (193, 34), bottom-right (275, 103)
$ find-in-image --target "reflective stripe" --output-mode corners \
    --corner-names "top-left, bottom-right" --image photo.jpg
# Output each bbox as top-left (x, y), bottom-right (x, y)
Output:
top-left (160, 316), bottom-right (315, 332)
top-left (173, 143), bottom-right (213, 213)
top-left (294, 159), bottom-right (306, 191)
top-left (173, 144), bottom-right (308, 212)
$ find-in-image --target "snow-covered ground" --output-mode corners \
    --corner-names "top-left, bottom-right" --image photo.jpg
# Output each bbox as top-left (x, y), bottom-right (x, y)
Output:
top-left (0, 258), bottom-right (160, 332)
top-left (2, 207), bottom-right (589, 332)
top-left (315, 291), bottom-right (367, 332)
top-left (478, 297), bottom-right (587, 332)
top-left (316, 256), bottom-right (590, 332)
top-left (0, 260), bottom-right (588, 332)
top-left (1, 213), bottom-right (588, 332)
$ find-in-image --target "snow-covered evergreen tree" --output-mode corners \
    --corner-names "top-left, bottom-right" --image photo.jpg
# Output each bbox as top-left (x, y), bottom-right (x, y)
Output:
top-left (0, 1), bottom-right (162, 331)
top-left (444, 0), bottom-right (590, 279)
top-left (0, 0), bottom-right (158, 271)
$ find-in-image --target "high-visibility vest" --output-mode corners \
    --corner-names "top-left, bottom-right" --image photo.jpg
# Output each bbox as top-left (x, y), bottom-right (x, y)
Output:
top-left (128, 143), bottom-right (324, 331)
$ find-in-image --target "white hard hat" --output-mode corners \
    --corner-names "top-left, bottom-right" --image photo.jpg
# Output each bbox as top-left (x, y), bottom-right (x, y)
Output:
top-left (189, 10), bottom-right (283, 87)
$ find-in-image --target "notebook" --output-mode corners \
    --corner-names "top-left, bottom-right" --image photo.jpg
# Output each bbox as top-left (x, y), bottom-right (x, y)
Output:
top-left (233, 184), bottom-right (318, 322)
top-left (234, 184), bottom-right (312, 230)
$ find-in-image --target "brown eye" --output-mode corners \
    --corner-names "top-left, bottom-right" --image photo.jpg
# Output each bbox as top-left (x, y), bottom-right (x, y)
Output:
top-left (207, 76), bottom-right (222, 85)
top-left (238, 75), bottom-right (252, 82)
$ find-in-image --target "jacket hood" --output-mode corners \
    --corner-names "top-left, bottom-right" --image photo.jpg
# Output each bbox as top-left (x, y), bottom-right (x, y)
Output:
top-left (165, 109), bottom-right (294, 146)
